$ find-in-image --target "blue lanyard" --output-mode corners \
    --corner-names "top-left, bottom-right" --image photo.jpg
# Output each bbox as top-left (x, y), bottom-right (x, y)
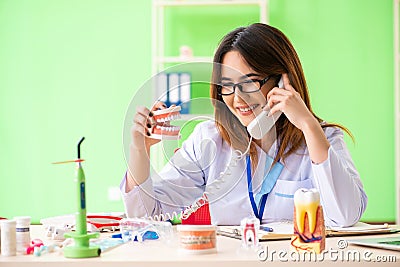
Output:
top-left (246, 155), bottom-right (283, 223)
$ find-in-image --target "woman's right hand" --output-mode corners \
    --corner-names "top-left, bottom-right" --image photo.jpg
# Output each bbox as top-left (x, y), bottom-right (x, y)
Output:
top-left (130, 101), bottom-right (167, 152)
top-left (126, 101), bottom-right (167, 190)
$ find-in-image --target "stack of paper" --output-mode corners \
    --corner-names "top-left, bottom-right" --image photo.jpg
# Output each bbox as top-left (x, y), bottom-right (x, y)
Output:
top-left (217, 221), bottom-right (399, 241)
top-left (326, 222), bottom-right (397, 236)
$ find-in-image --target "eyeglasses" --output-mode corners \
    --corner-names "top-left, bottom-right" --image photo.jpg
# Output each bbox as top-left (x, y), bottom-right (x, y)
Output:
top-left (217, 76), bottom-right (270, 96)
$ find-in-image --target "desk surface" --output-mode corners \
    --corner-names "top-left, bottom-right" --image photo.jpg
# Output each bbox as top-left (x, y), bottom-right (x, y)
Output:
top-left (0, 225), bottom-right (399, 267)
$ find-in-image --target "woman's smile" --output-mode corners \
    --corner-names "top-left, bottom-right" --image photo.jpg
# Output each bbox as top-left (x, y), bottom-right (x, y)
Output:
top-left (236, 104), bottom-right (259, 116)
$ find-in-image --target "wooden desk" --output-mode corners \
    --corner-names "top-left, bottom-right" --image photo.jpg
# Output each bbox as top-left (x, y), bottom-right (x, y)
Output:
top-left (0, 225), bottom-right (399, 267)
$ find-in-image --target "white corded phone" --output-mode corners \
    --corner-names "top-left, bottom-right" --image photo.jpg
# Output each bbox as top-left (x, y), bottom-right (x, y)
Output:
top-left (147, 76), bottom-right (286, 221)
top-left (148, 139), bottom-right (253, 222)
top-left (247, 77), bottom-right (284, 139)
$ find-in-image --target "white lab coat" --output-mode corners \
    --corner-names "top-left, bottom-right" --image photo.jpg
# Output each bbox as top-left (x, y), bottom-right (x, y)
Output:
top-left (120, 120), bottom-right (367, 226)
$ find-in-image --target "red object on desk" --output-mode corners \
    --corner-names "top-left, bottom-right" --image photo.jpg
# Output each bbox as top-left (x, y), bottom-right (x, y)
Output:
top-left (26, 239), bottom-right (44, 255)
top-left (174, 148), bottom-right (211, 225)
top-left (181, 200), bottom-right (211, 225)
top-left (87, 215), bottom-right (122, 230)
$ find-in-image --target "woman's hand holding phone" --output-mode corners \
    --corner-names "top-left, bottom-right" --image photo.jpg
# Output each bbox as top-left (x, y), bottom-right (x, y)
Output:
top-left (266, 73), bottom-right (315, 132)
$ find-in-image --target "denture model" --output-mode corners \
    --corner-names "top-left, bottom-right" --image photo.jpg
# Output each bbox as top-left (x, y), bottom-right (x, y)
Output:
top-left (150, 106), bottom-right (181, 140)
top-left (177, 225), bottom-right (217, 254)
top-left (291, 188), bottom-right (325, 254)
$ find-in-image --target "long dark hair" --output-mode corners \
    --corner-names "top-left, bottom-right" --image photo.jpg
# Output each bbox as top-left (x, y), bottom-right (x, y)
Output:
top-left (210, 23), bottom-right (352, 168)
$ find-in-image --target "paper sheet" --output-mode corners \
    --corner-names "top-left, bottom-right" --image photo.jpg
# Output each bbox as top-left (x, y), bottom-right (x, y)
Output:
top-left (218, 221), bottom-right (399, 241)
top-left (326, 222), bottom-right (390, 233)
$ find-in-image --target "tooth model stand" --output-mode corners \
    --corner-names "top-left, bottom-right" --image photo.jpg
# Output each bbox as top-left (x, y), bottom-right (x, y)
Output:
top-left (291, 188), bottom-right (325, 254)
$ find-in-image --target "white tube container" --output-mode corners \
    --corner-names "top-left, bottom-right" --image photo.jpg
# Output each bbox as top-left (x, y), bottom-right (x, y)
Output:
top-left (14, 216), bottom-right (31, 253)
top-left (0, 220), bottom-right (17, 256)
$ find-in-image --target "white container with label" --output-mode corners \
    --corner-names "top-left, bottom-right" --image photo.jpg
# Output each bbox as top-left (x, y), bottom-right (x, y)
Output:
top-left (0, 220), bottom-right (17, 256)
top-left (14, 216), bottom-right (31, 253)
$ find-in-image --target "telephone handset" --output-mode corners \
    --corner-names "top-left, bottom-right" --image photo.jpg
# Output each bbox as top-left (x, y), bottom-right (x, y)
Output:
top-left (247, 77), bottom-right (284, 139)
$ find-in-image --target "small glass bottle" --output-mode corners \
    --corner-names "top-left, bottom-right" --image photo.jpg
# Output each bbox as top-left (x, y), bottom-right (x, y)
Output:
top-left (0, 220), bottom-right (17, 256)
top-left (14, 216), bottom-right (31, 254)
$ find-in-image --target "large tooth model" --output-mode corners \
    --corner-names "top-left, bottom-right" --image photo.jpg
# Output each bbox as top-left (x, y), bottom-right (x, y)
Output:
top-left (294, 188), bottom-right (320, 234)
top-left (291, 188), bottom-right (325, 254)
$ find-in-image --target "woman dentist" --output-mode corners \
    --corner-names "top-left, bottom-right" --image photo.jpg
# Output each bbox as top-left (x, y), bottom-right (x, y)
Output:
top-left (120, 23), bottom-right (367, 226)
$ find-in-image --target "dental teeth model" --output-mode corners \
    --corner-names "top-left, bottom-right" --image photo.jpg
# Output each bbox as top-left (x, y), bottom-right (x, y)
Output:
top-left (150, 106), bottom-right (181, 140)
top-left (291, 188), bottom-right (325, 254)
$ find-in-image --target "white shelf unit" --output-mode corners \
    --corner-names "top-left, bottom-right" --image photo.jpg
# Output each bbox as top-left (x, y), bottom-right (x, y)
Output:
top-left (156, 56), bottom-right (214, 64)
top-left (394, 0), bottom-right (400, 225)
top-left (152, 0), bottom-right (268, 74)
top-left (151, 0), bottom-right (268, 113)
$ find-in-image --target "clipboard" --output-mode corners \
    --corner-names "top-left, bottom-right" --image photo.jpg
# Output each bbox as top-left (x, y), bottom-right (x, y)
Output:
top-left (217, 221), bottom-right (294, 241)
top-left (217, 222), bottom-right (400, 241)
top-left (217, 227), bottom-right (292, 241)
top-left (325, 222), bottom-right (400, 237)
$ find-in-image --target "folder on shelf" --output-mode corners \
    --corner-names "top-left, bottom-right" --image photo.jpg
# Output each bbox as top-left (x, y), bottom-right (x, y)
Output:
top-left (155, 72), bottom-right (192, 114)
top-left (179, 72), bottom-right (191, 114)
top-left (156, 72), bottom-right (168, 103)
top-left (167, 72), bottom-right (180, 107)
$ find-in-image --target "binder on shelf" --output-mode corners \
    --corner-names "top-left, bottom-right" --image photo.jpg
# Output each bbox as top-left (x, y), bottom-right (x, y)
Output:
top-left (179, 73), bottom-right (191, 114)
top-left (156, 72), bottom-right (191, 114)
top-left (156, 72), bottom-right (168, 103)
top-left (168, 73), bottom-right (180, 107)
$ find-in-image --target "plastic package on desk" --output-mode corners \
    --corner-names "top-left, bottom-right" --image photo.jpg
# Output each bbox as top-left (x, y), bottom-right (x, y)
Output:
top-left (119, 218), bottom-right (174, 243)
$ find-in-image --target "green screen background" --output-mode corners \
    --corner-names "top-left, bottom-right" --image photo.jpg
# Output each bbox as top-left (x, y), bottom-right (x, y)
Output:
top-left (0, 0), bottom-right (395, 223)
